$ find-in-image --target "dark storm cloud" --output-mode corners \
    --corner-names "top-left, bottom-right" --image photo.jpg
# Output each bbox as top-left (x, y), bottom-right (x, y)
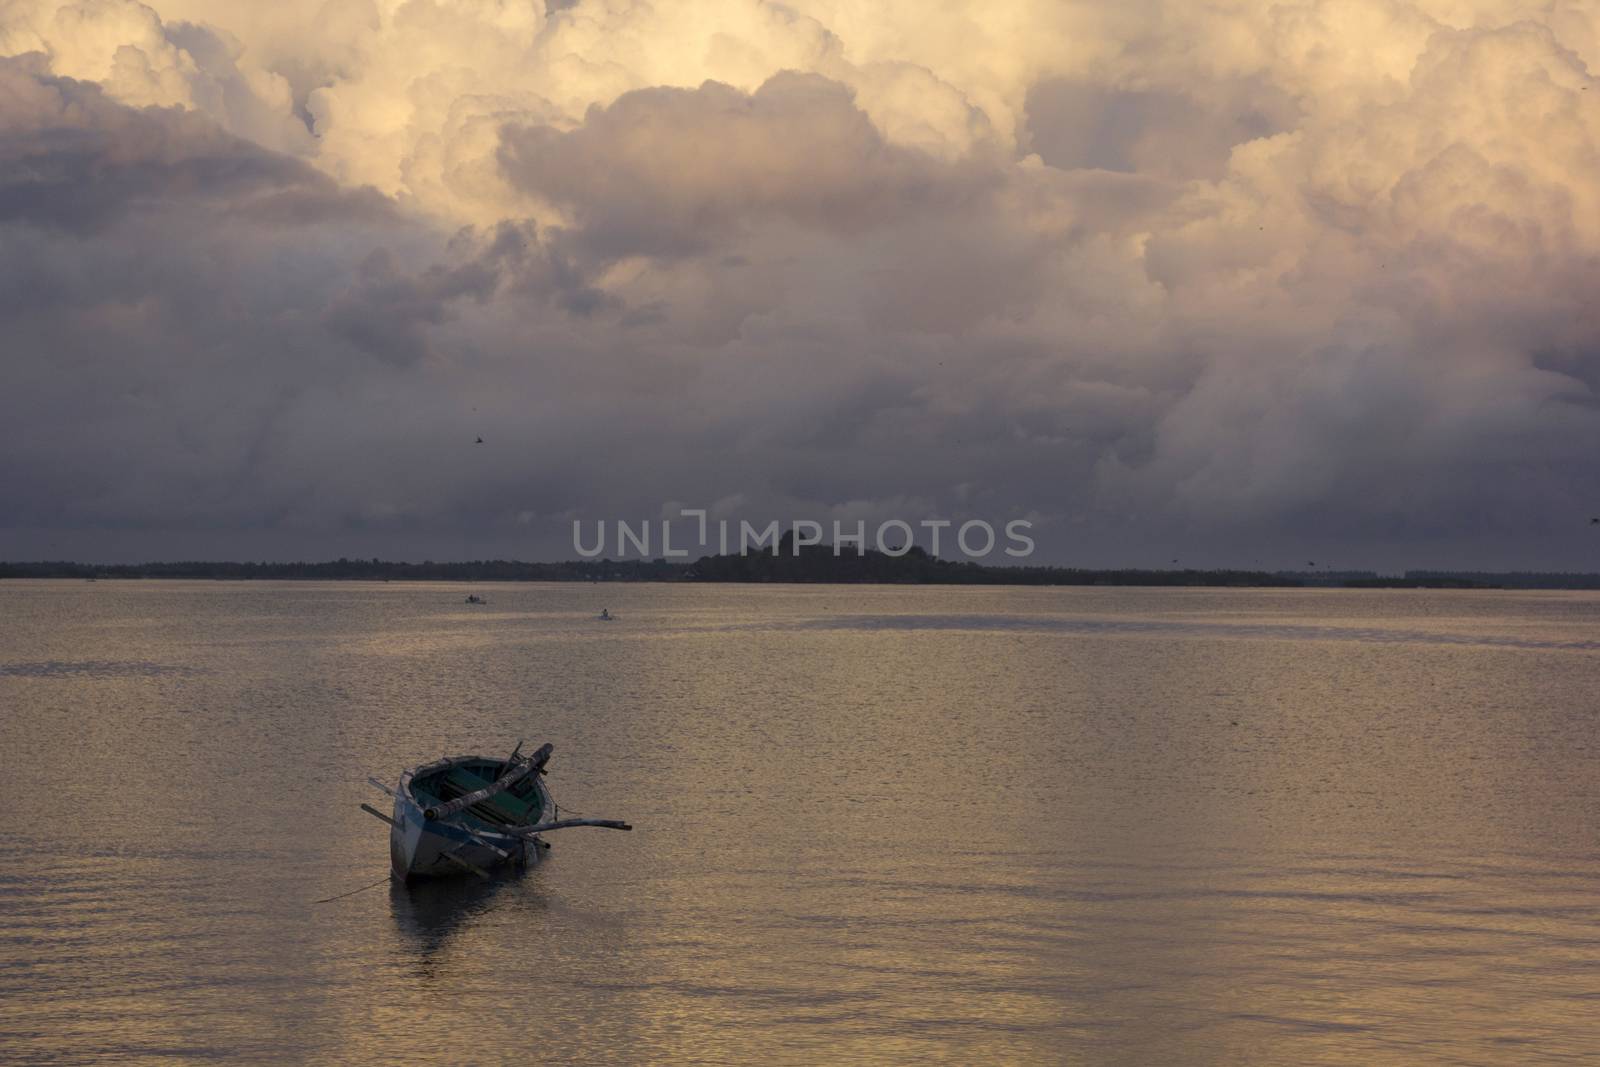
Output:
top-left (0, 54), bottom-right (376, 233)
top-left (3, 8), bottom-right (1600, 568)
top-left (321, 219), bottom-right (621, 363)
top-left (322, 248), bottom-right (500, 366)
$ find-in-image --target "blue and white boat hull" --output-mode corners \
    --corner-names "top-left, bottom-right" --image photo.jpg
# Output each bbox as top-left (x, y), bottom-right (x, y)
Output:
top-left (387, 756), bottom-right (551, 880)
top-left (389, 791), bottom-right (539, 879)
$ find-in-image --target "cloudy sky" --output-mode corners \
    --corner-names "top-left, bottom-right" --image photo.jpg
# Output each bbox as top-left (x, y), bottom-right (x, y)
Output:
top-left (2, 0), bottom-right (1598, 568)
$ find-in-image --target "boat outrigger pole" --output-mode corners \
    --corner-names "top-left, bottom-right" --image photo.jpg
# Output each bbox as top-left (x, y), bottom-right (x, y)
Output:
top-left (422, 742), bottom-right (553, 822)
top-left (508, 817), bottom-right (632, 834)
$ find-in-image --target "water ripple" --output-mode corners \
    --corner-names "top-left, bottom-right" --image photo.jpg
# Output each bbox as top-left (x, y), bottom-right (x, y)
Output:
top-left (784, 613), bottom-right (1600, 651)
top-left (0, 660), bottom-right (201, 678)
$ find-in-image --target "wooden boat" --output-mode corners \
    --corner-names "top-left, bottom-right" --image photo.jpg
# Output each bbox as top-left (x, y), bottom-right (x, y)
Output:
top-left (363, 742), bottom-right (630, 880)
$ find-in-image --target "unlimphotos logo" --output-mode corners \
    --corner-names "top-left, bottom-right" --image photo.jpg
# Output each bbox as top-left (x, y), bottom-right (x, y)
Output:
top-left (572, 509), bottom-right (1034, 560)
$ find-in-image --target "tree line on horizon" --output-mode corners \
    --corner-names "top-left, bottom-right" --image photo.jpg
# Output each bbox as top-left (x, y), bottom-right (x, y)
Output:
top-left (6, 549), bottom-right (1600, 587)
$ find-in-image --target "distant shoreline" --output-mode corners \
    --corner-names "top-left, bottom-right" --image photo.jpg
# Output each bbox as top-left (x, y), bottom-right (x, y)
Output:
top-left (5, 557), bottom-right (1600, 589)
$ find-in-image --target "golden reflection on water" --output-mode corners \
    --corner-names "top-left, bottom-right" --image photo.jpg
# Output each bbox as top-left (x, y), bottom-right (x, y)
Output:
top-left (2, 582), bottom-right (1599, 1063)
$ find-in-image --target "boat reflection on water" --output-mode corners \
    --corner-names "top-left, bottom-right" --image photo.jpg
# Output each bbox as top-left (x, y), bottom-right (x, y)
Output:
top-left (388, 870), bottom-right (545, 971)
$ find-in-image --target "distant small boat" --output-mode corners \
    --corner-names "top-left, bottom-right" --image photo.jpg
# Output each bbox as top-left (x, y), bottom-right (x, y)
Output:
top-left (464, 594), bottom-right (486, 604)
top-left (364, 742), bottom-right (631, 880)
top-left (598, 608), bottom-right (614, 621)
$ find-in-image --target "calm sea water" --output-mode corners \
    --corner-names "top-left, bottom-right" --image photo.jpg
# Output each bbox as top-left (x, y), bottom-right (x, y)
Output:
top-left (2, 581), bottom-right (1599, 1064)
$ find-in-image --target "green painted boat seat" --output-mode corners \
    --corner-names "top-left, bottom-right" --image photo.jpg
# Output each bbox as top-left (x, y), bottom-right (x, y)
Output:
top-left (441, 767), bottom-right (540, 824)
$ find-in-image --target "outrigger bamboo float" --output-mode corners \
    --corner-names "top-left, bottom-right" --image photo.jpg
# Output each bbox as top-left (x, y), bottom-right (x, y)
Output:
top-left (362, 741), bottom-right (631, 880)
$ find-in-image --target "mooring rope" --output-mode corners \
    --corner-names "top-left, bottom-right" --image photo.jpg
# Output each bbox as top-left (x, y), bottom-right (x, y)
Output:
top-left (313, 876), bottom-right (391, 904)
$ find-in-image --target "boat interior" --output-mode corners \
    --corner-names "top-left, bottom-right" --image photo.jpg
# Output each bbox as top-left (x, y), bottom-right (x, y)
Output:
top-left (410, 759), bottom-right (546, 830)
